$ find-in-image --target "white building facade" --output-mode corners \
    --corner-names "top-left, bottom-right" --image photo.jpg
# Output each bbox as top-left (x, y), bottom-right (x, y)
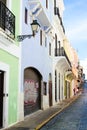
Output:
top-left (18, 0), bottom-right (71, 120)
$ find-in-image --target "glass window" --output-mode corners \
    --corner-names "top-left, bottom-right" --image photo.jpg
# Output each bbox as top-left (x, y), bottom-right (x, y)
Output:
top-left (45, 37), bottom-right (47, 47)
top-left (49, 43), bottom-right (51, 56)
top-left (43, 82), bottom-right (47, 95)
top-left (46, 0), bottom-right (48, 8)
top-left (40, 30), bottom-right (42, 45)
top-left (25, 8), bottom-right (28, 24)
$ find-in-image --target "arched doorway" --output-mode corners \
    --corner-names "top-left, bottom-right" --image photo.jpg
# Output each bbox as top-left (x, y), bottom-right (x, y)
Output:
top-left (24, 67), bottom-right (42, 116)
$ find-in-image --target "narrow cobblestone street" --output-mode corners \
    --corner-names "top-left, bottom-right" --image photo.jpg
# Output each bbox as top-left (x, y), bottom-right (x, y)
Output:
top-left (0, 0), bottom-right (86, 130)
top-left (3, 89), bottom-right (81, 130)
top-left (40, 83), bottom-right (87, 130)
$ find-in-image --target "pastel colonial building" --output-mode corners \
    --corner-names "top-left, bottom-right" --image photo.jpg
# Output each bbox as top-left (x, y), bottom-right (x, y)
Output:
top-left (0, 0), bottom-right (79, 129)
top-left (0, 0), bottom-right (81, 129)
top-left (0, 0), bottom-right (21, 128)
top-left (63, 38), bottom-right (79, 98)
top-left (18, 0), bottom-right (72, 120)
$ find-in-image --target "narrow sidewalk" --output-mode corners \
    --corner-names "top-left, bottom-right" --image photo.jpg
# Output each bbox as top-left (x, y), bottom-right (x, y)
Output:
top-left (4, 92), bottom-right (82, 130)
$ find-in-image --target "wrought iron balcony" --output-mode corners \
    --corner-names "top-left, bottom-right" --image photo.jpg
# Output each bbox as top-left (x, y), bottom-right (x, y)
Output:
top-left (54, 7), bottom-right (65, 33)
top-left (55, 47), bottom-right (71, 67)
top-left (0, 1), bottom-right (15, 39)
top-left (54, 7), bottom-right (59, 15)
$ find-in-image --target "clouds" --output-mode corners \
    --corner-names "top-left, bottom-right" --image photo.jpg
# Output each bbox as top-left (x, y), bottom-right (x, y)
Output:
top-left (64, 0), bottom-right (87, 12)
top-left (64, 0), bottom-right (87, 77)
top-left (64, 1), bottom-right (83, 11)
top-left (63, 0), bottom-right (87, 60)
top-left (66, 19), bottom-right (87, 43)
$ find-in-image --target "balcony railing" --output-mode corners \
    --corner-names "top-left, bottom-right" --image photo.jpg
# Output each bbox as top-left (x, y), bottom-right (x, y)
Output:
top-left (0, 1), bottom-right (15, 39)
top-left (54, 7), bottom-right (59, 15)
top-left (55, 47), bottom-right (71, 67)
top-left (54, 7), bottom-right (65, 33)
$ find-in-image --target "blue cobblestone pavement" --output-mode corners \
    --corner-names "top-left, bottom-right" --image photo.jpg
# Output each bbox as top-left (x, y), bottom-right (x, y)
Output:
top-left (40, 83), bottom-right (87, 130)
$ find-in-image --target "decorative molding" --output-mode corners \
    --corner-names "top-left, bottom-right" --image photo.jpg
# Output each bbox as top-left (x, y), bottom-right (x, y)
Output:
top-left (0, 62), bottom-right (9, 127)
top-left (0, 29), bottom-right (20, 58)
top-left (0, 29), bottom-right (15, 46)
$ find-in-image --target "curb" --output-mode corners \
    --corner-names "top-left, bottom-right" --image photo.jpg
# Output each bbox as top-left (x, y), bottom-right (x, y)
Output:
top-left (35, 94), bottom-right (81, 130)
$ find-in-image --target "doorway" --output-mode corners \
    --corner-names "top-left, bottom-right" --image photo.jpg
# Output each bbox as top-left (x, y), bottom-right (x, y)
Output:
top-left (49, 73), bottom-right (52, 106)
top-left (49, 81), bottom-right (52, 106)
top-left (0, 70), bottom-right (4, 128)
top-left (24, 67), bottom-right (42, 116)
top-left (58, 73), bottom-right (61, 100)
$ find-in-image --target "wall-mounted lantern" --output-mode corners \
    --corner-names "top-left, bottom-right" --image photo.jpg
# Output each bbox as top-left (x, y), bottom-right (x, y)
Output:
top-left (17, 20), bottom-right (40, 41)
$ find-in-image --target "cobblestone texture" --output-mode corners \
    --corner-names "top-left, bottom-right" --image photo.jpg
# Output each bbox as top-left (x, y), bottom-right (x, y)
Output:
top-left (40, 83), bottom-right (87, 130)
top-left (4, 87), bottom-right (83, 130)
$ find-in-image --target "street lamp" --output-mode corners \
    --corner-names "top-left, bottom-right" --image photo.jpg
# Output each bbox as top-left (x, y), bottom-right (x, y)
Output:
top-left (17, 20), bottom-right (40, 41)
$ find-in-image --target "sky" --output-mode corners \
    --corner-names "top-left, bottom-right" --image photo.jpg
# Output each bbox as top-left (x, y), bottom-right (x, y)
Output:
top-left (63, 0), bottom-right (87, 78)
top-left (63, 0), bottom-right (87, 61)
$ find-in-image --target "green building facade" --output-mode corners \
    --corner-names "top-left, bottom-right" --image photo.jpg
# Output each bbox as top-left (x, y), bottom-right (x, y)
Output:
top-left (0, 0), bottom-right (21, 128)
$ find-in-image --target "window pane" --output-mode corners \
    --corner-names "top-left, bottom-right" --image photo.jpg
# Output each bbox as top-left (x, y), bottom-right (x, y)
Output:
top-left (25, 8), bottom-right (28, 24)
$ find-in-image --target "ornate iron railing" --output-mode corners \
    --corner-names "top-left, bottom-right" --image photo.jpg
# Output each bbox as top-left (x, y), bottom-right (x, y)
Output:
top-left (55, 47), bottom-right (71, 67)
top-left (54, 7), bottom-right (65, 33)
top-left (0, 1), bottom-right (15, 39)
